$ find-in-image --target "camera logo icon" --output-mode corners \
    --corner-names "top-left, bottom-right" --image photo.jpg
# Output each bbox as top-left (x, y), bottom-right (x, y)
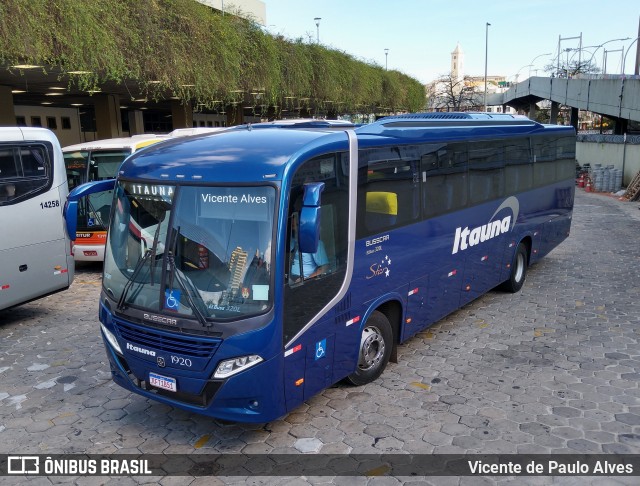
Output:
top-left (7, 456), bottom-right (40, 474)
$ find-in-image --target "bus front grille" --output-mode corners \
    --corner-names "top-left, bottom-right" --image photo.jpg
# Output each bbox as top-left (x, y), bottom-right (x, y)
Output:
top-left (115, 320), bottom-right (221, 358)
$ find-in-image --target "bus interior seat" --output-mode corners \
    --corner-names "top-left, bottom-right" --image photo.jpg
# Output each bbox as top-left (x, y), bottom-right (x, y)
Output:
top-left (0, 183), bottom-right (16, 202)
top-left (365, 191), bottom-right (397, 232)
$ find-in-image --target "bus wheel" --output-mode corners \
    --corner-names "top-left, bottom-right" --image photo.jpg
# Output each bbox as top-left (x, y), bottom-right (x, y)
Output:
top-left (500, 242), bottom-right (528, 293)
top-left (345, 311), bottom-right (393, 386)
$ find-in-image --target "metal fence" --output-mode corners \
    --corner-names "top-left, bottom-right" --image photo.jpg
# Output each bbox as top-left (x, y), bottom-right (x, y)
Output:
top-left (577, 133), bottom-right (640, 144)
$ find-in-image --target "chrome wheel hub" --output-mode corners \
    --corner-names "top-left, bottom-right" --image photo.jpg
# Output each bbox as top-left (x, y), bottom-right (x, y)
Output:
top-left (358, 326), bottom-right (385, 371)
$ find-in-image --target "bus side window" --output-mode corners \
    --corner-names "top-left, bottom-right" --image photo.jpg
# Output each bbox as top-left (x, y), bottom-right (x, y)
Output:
top-left (287, 204), bottom-right (337, 284)
top-left (533, 137), bottom-right (557, 186)
top-left (505, 138), bottom-right (532, 193)
top-left (0, 144), bottom-right (52, 204)
top-left (357, 152), bottom-right (420, 236)
top-left (469, 141), bottom-right (505, 205)
top-left (318, 204), bottom-right (337, 274)
top-left (20, 146), bottom-right (48, 177)
top-left (422, 144), bottom-right (468, 219)
top-left (0, 147), bottom-right (19, 180)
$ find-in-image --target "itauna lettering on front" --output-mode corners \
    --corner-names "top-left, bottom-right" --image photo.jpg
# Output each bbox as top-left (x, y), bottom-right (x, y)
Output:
top-left (451, 196), bottom-right (520, 255)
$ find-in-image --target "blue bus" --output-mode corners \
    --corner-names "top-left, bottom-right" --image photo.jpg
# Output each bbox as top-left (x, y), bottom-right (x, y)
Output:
top-left (64, 114), bottom-right (575, 422)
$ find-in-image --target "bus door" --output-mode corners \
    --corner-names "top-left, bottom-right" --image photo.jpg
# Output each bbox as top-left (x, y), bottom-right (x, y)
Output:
top-left (282, 153), bottom-right (352, 411)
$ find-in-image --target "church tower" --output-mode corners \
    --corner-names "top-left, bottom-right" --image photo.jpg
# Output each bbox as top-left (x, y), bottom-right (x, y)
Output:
top-left (451, 43), bottom-right (464, 81)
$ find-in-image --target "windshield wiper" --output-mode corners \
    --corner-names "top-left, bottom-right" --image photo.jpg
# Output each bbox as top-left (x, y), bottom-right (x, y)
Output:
top-left (149, 214), bottom-right (165, 286)
top-left (165, 226), bottom-right (210, 328)
top-left (84, 195), bottom-right (103, 228)
top-left (117, 249), bottom-right (152, 311)
top-left (117, 216), bottom-right (164, 311)
top-left (166, 249), bottom-right (210, 328)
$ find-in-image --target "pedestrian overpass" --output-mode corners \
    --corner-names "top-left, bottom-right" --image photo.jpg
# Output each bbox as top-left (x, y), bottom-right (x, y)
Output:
top-left (487, 75), bottom-right (640, 133)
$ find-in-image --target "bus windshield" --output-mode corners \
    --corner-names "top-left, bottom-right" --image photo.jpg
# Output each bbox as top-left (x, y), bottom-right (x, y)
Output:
top-left (103, 181), bottom-right (276, 322)
top-left (64, 149), bottom-right (131, 233)
top-left (64, 149), bottom-right (130, 190)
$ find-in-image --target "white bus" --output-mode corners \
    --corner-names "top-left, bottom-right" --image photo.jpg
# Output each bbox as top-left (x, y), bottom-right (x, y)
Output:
top-left (63, 135), bottom-right (166, 261)
top-left (0, 127), bottom-right (74, 311)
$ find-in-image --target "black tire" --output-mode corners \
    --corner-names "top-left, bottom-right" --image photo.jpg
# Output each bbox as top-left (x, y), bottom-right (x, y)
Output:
top-left (345, 310), bottom-right (393, 386)
top-left (500, 242), bottom-right (528, 293)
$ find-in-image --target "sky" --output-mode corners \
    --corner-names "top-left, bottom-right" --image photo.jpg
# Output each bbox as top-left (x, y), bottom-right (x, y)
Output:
top-left (262, 0), bottom-right (640, 84)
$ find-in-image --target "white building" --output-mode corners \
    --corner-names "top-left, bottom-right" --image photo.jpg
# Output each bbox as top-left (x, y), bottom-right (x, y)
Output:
top-left (426, 43), bottom-right (516, 114)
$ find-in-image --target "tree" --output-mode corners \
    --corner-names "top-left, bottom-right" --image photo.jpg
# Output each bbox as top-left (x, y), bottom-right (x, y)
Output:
top-left (428, 74), bottom-right (483, 112)
top-left (544, 58), bottom-right (600, 78)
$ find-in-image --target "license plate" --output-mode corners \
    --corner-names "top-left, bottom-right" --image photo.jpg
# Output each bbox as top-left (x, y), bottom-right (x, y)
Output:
top-left (83, 250), bottom-right (98, 256)
top-left (149, 372), bottom-right (177, 392)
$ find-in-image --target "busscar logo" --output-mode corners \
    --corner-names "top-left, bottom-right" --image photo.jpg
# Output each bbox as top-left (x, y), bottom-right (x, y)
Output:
top-left (452, 197), bottom-right (520, 254)
top-left (143, 313), bottom-right (177, 326)
top-left (126, 342), bottom-right (156, 357)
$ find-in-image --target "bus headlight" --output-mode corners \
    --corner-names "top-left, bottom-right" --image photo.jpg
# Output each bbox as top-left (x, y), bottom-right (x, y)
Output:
top-left (101, 324), bottom-right (123, 355)
top-left (214, 355), bottom-right (263, 379)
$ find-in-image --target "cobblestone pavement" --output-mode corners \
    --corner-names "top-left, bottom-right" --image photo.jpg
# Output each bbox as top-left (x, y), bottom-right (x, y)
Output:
top-left (1, 189), bottom-right (640, 485)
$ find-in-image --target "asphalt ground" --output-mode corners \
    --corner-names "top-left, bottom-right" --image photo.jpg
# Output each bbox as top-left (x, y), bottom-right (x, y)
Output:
top-left (1, 189), bottom-right (640, 485)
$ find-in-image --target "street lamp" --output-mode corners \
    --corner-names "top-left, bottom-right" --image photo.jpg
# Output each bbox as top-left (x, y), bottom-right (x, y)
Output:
top-left (622, 37), bottom-right (640, 75)
top-left (604, 48), bottom-right (623, 75)
top-left (557, 33), bottom-right (582, 76)
top-left (528, 52), bottom-right (552, 77)
top-left (484, 22), bottom-right (490, 112)
top-left (314, 17), bottom-right (321, 43)
top-left (384, 48), bottom-right (389, 70)
top-left (586, 37), bottom-right (630, 71)
top-left (618, 36), bottom-right (640, 121)
top-left (515, 64), bottom-right (533, 83)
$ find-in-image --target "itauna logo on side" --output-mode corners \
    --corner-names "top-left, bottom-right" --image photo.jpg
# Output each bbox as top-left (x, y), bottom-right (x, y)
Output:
top-left (452, 197), bottom-right (520, 255)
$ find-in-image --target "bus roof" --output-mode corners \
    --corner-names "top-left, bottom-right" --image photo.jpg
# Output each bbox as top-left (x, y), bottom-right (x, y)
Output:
top-left (62, 134), bottom-right (166, 153)
top-left (0, 126), bottom-right (60, 144)
top-left (355, 112), bottom-right (574, 142)
top-left (119, 113), bottom-right (575, 183)
top-left (120, 124), bottom-right (347, 182)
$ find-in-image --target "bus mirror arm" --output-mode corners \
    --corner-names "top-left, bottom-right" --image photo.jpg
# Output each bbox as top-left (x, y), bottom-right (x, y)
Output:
top-left (64, 199), bottom-right (78, 241)
top-left (298, 182), bottom-right (325, 254)
top-left (64, 179), bottom-right (118, 241)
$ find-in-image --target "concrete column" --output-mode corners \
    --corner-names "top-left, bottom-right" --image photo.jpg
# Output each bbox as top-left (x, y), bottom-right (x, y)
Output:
top-left (528, 101), bottom-right (537, 121)
top-left (265, 106), bottom-right (277, 121)
top-left (550, 101), bottom-right (560, 124)
top-left (226, 104), bottom-right (244, 126)
top-left (0, 86), bottom-right (16, 126)
top-left (171, 100), bottom-right (193, 129)
top-left (128, 110), bottom-right (145, 135)
top-left (614, 118), bottom-right (628, 135)
top-left (570, 107), bottom-right (579, 130)
top-left (94, 94), bottom-right (122, 139)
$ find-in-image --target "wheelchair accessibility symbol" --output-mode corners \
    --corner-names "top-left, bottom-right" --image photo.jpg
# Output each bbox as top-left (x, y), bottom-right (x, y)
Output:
top-left (165, 289), bottom-right (181, 311)
top-left (315, 339), bottom-right (326, 360)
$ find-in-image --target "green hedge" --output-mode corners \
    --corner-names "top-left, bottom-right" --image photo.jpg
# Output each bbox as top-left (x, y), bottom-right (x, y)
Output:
top-left (0, 0), bottom-right (426, 113)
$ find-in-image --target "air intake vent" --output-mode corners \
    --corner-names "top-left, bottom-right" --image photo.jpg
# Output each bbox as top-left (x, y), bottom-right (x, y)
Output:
top-left (383, 112), bottom-right (475, 121)
top-left (116, 320), bottom-right (221, 358)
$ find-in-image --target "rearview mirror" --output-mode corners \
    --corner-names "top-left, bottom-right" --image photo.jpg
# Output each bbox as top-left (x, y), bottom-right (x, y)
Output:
top-left (298, 182), bottom-right (325, 254)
